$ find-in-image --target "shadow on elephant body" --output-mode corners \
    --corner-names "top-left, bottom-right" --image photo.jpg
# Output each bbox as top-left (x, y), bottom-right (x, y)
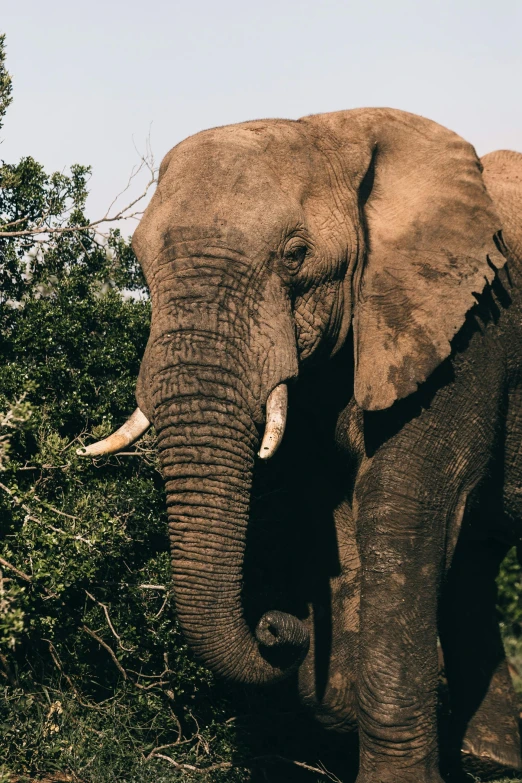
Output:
top-left (239, 294), bottom-right (521, 781)
top-left (239, 337), bottom-right (371, 738)
top-left (243, 347), bottom-right (353, 701)
top-left (220, 660), bottom-right (521, 783)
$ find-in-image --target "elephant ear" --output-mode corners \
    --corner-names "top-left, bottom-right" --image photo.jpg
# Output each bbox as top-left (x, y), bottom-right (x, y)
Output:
top-left (310, 108), bottom-right (507, 411)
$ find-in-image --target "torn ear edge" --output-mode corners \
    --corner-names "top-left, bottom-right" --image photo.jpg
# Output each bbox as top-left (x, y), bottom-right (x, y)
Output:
top-left (349, 129), bottom-right (507, 411)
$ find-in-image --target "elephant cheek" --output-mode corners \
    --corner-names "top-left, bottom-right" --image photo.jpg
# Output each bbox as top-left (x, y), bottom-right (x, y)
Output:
top-left (294, 281), bottom-right (348, 362)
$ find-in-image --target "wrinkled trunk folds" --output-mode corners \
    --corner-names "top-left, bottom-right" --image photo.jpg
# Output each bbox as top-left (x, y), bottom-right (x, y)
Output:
top-left (154, 357), bottom-right (308, 685)
top-left (140, 247), bottom-right (306, 684)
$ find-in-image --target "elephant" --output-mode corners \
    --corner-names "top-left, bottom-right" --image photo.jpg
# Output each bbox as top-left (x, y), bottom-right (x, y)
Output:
top-left (80, 109), bottom-right (522, 783)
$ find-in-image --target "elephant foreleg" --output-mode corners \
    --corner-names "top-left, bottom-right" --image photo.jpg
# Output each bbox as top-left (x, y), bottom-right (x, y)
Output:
top-left (439, 536), bottom-right (522, 779)
top-left (355, 486), bottom-right (445, 783)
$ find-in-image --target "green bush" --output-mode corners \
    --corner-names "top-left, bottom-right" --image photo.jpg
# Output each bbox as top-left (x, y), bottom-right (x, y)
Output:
top-left (497, 547), bottom-right (522, 637)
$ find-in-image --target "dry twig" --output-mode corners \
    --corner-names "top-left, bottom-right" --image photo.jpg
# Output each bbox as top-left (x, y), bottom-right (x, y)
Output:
top-left (0, 554), bottom-right (32, 583)
top-left (147, 752), bottom-right (233, 773)
top-left (84, 590), bottom-right (135, 652)
top-left (0, 147), bottom-right (157, 238)
top-left (254, 755), bottom-right (342, 781)
top-left (82, 625), bottom-right (128, 680)
top-left (138, 584), bottom-right (166, 590)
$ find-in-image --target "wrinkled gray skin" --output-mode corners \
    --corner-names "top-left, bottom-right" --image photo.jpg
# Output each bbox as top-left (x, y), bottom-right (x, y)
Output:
top-left (126, 111), bottom-right (522, 783)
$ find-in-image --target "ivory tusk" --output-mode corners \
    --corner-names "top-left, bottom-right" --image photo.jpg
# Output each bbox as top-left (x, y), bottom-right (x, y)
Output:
top-left (77, 407), bottom-right (151, 457)
top-left (258, 384), bottom-right (288, 460)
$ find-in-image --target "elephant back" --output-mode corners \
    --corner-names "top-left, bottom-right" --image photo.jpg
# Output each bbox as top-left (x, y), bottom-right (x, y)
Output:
top-left (482, 150), bottom-right (522, 265)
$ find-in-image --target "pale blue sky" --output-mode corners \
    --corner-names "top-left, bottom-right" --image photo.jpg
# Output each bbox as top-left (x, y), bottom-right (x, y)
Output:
top-left (1, 0), bottom-right (521, 232)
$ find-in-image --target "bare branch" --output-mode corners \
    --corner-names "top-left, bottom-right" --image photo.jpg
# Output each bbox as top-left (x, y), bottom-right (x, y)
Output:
top-left (103, 143), bottom-right (155, 222)
top-left (146, 753), bottom-right (233, 773)
top-left (0, 480), bottom-right (33, 514)
top-left (84, 590), bottom-right (135, 652)
top-left (153, 592), bottom-right (169, 620)
top-left (254, 755), bottom-right (342, 781)
top-left (17, 464), bottom-right (69, 471)
top-left (109, 450), bottom-right (156, 456)
top-left (0, 555), bottom-right (32, 583)
top-left (144, 741), bottom-right (184, 761)
top-left (133, 679), bottom-right (169, 691)
top-left (0, 544), bottom-right (57, 599)
top-left (127, 668), bottom-right (170, 680)
top-left (82, 624), bottom-right (128, 680)
top-left (0, 215), bottom-right (32, 229)
top-left (0, 147), bottom-right (158, 238)
top-left (33, 494), bottom-right (78, 520)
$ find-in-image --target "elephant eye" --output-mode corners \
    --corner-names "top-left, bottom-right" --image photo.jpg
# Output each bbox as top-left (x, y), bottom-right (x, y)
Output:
top-left (282, 241), bottom-right (307, 272)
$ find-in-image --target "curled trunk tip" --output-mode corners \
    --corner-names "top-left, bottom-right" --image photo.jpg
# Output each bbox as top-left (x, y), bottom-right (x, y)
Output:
top-left (255, 610), bottom-right (310, 652)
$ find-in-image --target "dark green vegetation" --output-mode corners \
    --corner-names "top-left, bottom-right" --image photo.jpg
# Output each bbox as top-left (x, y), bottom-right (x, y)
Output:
top-left (0, 34), bottom-right (521, 783)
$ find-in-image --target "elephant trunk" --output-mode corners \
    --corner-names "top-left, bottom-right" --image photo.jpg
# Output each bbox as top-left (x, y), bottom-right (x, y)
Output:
top-left (154, 362), bottom-right (308, 685)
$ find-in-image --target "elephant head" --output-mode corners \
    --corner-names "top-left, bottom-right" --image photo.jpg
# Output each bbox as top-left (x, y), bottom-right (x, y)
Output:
top-left (80, 108), bottom-right (505, 685)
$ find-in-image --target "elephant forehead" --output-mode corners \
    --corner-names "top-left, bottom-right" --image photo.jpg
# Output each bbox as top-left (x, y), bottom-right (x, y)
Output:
top-left (164, 120), bottom-right (313, 179)
top-left (134, 143), bottom-right (312, 270)
top-left (132, 119), bottom-right (339, 275)
top-left (160, 139), bottom-right (311, 214)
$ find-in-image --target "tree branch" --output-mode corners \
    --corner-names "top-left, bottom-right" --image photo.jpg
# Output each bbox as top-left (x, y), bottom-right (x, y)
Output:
top-left (254, 756), bottom-right (342, 781)
top-left (146, 753), bottom-right (233, 773)
top-left (84, 590), bottom-right (135, 652)
top-left (0, 554), bottom-right (32, 583)
top-left (0, 153), bottom-right (157, 238)
top-left (82, 624), bottom-right (128, 680)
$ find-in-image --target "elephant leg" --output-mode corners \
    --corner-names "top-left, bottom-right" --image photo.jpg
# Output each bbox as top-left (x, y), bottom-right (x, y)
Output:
top-left (354, 489), bottom-right (445, 783)
top-left (439, 536), bottom-right (522, 778)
